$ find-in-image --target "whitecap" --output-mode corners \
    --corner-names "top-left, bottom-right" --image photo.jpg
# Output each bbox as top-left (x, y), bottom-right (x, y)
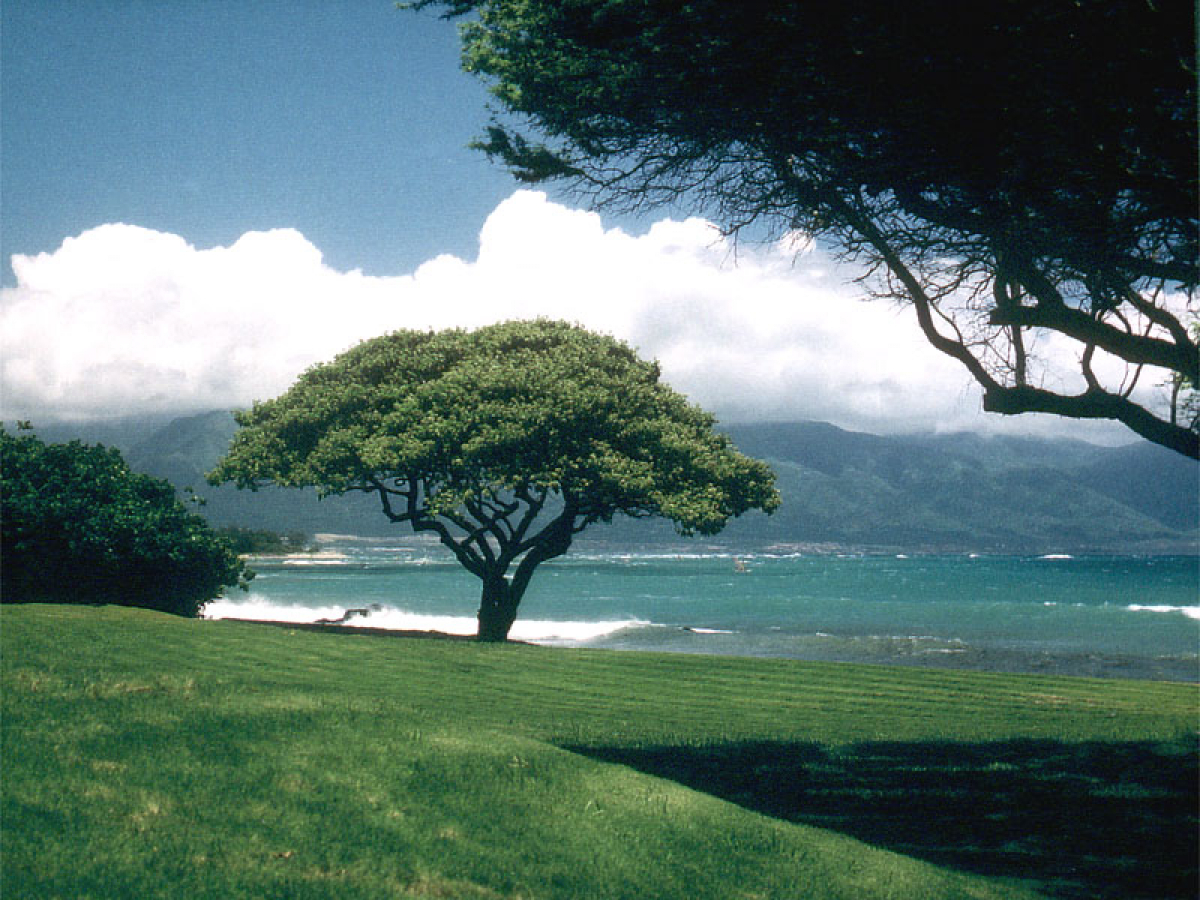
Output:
top-left (202, 596), bottom-right (650, 642)
top-left (1127, 605), bottom-right (1200, 621)
top-left (512, 618), bottom-right (651, 643)
top-left (203, 596), bottom-right (350, 623)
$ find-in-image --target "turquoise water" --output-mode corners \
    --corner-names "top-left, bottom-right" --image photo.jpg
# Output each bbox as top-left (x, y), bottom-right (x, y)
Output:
top-left (206, 544), bottom-right (1199, 681)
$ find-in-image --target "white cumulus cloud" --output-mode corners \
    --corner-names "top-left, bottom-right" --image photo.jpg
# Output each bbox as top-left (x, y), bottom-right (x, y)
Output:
top-left (1, 190), bottom-right (1141, 441)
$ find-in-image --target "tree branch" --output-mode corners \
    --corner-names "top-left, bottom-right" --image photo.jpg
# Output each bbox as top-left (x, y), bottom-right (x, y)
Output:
top-left (1123, 286), bottom-right (1194, 351)
top-left (994, 274), bottom-right (1027, 386)
top-left (989, 303), bottom-right (1197, 377)
top-left (509, 504), bottom-right (577, 603)
top-left (373, 476), bottom-right (490, 578)
top-left (463, 495), bottom-right (513, 558)
top-left (507, 484), bottom-right (548, 552)
top-left (444, 506), bottom-right (498, 567)
top-left (984, 385), bottom-right (1199, 458)
top-left (368, 476), bottom-right (418, 523)
top-left (818, 185), bottom-right (1200, 458)
top-left (826, 187), bottom-right (1003, 392)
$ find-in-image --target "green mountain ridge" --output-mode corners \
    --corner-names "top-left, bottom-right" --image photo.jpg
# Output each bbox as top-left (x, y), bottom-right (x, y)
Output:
top-left (25, 411), bottom-right (1199, 554)
top-left (716, 422), bottom-right (1198, 552)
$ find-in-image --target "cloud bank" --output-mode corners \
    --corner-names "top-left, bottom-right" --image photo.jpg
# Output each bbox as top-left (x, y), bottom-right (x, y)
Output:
top-left (1, 190), bottom-right (1140, 441)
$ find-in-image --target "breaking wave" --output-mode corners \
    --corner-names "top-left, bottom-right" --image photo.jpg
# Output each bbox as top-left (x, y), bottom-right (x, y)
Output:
top-left (1126, 604), bottom-right (1200, 621)
top-left (202, 596), bottom-right (650, 643)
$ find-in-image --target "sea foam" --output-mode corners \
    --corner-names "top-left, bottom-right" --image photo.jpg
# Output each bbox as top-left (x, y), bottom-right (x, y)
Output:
top-left (203, 597), bottom-right (349, 624)
top-left (1126, 604), bottom-right (1200, 621)
top-left (202, 596), bottom-right (648, 642)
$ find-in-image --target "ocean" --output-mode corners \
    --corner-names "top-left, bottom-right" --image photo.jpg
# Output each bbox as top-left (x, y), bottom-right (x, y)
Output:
top-left (204, 540), bottom-right (1200, 682)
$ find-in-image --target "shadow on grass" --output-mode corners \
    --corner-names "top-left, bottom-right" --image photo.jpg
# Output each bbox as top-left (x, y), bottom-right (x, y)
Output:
top-left (566, 737), bottom-right (1198, 900)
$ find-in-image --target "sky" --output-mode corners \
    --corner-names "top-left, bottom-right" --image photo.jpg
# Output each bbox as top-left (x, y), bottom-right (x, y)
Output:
top-left (0, 1), bottom-right (1154, 443)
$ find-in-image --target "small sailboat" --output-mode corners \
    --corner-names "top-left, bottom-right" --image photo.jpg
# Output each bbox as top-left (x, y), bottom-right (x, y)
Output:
top-left (733, 557), bottom-right (748, 573)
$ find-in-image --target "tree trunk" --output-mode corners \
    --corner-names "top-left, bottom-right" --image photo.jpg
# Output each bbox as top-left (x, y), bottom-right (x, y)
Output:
top-left (476, 575), bottom-right (520, 643)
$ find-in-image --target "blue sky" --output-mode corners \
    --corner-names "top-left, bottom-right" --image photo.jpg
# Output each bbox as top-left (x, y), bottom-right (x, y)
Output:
top-left (0, 2), bottom-right (1149, 443)
top-left (2, 1), bottom-right (518, 279)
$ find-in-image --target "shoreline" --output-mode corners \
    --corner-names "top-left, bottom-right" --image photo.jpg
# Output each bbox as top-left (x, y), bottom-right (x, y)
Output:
top-left (220, 617), bottom-right (480, 642)
top-left (216, 617), bottom-right (1198, 683)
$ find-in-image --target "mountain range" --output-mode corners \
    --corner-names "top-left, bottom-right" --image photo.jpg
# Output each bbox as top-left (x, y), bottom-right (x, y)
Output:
top-left (25, 411), bottom-right (1199, 554)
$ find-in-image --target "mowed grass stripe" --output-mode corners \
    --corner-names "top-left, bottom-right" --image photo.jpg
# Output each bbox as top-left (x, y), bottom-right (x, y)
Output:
top-left (424, 651), bottom-right (1194, 746)
top-left (5, 607), bottom-right (1193, 746)
top-left (10, 622), bottom-right (1193, 733)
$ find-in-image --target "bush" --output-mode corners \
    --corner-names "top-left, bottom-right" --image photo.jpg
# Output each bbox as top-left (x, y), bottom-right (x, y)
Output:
top-left (1, 426), bottom-right (249, 616)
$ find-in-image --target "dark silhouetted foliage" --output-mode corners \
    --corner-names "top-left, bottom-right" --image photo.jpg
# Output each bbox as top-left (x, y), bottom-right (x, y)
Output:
top-left (1, 426), bottom-right (249, 616)
top-left (411, 0), bottom-right (1198, 456)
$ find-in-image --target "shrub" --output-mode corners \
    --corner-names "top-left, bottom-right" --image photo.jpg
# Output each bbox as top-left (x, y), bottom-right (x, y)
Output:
top-left (1, 426), bottom-right (249, 616)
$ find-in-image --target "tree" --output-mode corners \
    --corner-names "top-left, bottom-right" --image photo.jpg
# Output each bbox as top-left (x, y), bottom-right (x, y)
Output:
top-left (208, 320), bottom-right (779, 641)
top-left (1, 426), bottom-right (249, 617)
top-left (409, 0), bottom-right (1199, 457)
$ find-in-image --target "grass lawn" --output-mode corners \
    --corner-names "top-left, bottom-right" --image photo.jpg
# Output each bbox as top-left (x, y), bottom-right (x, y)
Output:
top-left (2, 604), bottom-right (1196, 899)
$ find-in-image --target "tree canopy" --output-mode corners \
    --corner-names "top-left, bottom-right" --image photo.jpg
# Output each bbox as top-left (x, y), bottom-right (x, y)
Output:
top-left (1, 426), bottom-right (249, 617)
top-left (410, 0), bottom-right (1199, 457)
top-left (210, 320), bottom-right (779, 641)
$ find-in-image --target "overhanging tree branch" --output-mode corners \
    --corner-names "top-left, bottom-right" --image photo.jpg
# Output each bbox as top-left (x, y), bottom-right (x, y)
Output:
top-left (988, 303), bottom-right (1197, 376)
top-left (414, 0), bottom-right (1199, 456)
top-left (824, 185), bottom-right (1002, 393)
top-left (983, 384), bottom-right (1199, 458)
top-left (821, 183), bottom-right (1199, 457)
